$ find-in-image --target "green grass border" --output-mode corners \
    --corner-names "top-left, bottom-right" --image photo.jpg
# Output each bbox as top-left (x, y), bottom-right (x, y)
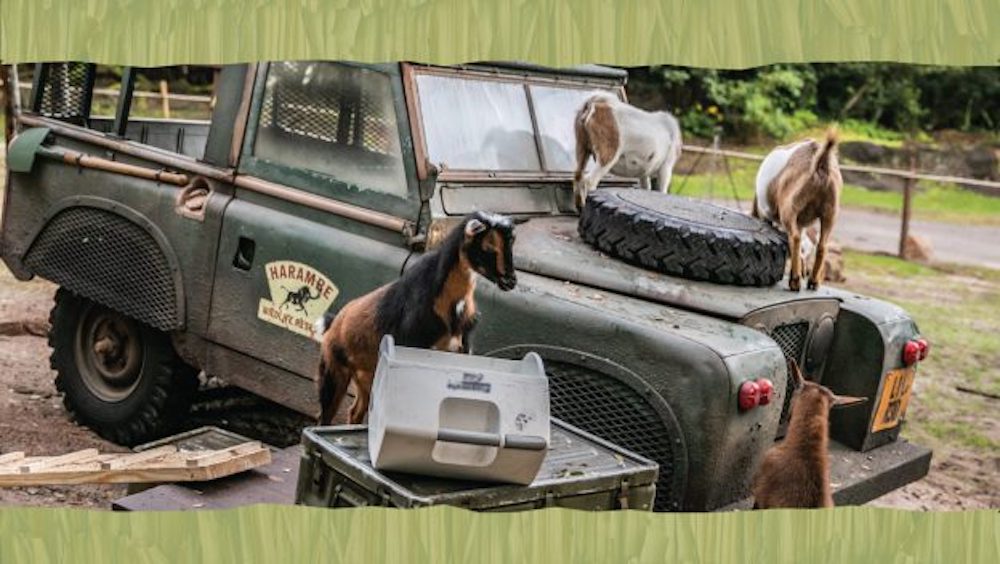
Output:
top-left (1, 1), bottom-right (999, 67)
top-left (1, 505), bottom-right (997, 563)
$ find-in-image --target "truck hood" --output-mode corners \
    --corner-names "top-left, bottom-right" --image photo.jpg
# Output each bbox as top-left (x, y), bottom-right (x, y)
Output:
top-left (514, 216), bottom-right (844, 320)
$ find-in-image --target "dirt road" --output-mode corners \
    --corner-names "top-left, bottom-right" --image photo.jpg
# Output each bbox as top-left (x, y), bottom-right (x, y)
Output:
top-left (707, 198), bottom-right (1000, 269)
top-left (835, 208), bottom-right (1000, 270)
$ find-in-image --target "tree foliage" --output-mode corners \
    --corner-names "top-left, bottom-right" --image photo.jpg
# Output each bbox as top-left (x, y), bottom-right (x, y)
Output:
top-left (627, 64), bottom-right (1000, 142)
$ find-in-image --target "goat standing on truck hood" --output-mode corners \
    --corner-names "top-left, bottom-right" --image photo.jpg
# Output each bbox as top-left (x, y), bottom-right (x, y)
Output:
top-left (572, 93), bottom-right (683, 210)
top-left (316, 212), bottom-right (518, 425)
top-left (752, 128), bottom-right (843, 292)
top-left (751, 360), bottom-right (866, 509)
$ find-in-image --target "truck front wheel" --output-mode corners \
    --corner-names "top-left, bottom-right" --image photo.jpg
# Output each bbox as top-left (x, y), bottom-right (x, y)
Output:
top-left (48, 289), bottom-right (198, 446)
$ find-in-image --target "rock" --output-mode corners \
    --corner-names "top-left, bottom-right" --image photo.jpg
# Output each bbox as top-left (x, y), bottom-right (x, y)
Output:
top-left (823, 240), bottom-right (846, 282)
top-left (902, 234), bottom-right (934, 263)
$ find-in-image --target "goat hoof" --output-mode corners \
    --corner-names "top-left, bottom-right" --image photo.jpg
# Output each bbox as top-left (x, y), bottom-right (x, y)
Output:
top-left (788, 278), bottom-right (801, 292)
top-left (807, 279), bottom-right (820, 291)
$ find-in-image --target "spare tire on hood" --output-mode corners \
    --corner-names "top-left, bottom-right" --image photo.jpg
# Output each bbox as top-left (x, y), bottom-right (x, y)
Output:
top-left (579, 189), bottom-right (788, 287)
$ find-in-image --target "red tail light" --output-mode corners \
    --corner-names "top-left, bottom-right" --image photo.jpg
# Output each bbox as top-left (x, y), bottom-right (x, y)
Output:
top-left (738, 380), bottom-right (761, 411)
top-left (756, 378), bottom-right (775, 406)
top-left (916, 338), bottom-right (929, 361)
top-left (902, 340), bottom-right (921, 366)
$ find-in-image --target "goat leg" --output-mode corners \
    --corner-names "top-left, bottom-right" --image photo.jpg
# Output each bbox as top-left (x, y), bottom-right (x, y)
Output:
top-left (459, 311), bottom-right (481, 354)
top-left (655, 158), bottom-right (675, 194)
top-left (808, 214), bottom-right (835, 290)
top-left (348, 370), bottom-right (374, 424)
top-left (787, 226), bottom-right (803, 292)
top-left (318, 349), bottom-right (352, 425)
top-left (573, 144), bottom-right (591, 210)
top-left (578, 158), bottom-right (617, 210)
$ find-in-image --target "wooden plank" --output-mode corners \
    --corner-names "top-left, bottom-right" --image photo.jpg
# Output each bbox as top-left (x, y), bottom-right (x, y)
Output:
top-left (0, 442), bottom-right (271, 487)
top-left (0, 448), bottom-right (271, 487)
top-left (0, 452), bottom-right (26, 466)
top-left (114, 446), bottom-right (301, 511)
top-left (101, 446), bottom-right (178, 471)
top-left (185, 442), bottom-right (263, 468)
top-left (19, 449), bottom-right (100, 474)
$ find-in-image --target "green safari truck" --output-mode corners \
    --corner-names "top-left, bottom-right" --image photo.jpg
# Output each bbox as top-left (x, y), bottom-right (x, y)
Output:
top-left (0, 61), bottom-right (930, 511)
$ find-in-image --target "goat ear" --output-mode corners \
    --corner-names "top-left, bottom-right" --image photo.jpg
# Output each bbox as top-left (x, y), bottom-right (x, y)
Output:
top-left (786, 358), bottom-right (805, 390)
top-left (464, 218), bottom-right (487, 238)
top-left (831, 395), bottom-right (868, 410)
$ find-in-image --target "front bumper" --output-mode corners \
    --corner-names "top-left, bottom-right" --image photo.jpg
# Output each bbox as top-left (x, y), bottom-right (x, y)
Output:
top-left (720, 438), bottom-right (932, 510)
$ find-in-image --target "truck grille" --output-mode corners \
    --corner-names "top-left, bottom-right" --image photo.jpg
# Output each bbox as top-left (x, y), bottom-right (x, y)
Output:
top-left (770, 322), bottom-right (810, 429)
top-left (34, 62), bottom-right (96, 125)
top-left (544, 361), bottom-right (685, 512)
top-left (24, 207), bottom-right (180, 331)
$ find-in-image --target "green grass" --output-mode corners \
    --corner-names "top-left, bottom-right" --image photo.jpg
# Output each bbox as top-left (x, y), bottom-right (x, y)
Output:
top-left (841, 250), bottom-right (938, 278)
top-left (923, 420), bottom-right (999, 451)
top-left (835, 250), bottom-right (1000, 458)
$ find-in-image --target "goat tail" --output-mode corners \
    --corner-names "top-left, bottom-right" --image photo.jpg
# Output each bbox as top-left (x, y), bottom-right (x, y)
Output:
top-left (577, 92), bottom-right (616, 128)
top-left (811, 127), bottom-right (840, 178)
top-left (312, 310), bottom-right (336, 343)
top-left (577, 98), bottom-right (598, 129)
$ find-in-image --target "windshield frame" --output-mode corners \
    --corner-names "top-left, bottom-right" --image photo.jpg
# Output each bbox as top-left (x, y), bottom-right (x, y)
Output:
top-left (402, 63), bottom-right (627, 183)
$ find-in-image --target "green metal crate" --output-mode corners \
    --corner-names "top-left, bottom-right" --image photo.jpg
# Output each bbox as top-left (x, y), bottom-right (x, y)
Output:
top-left (295, 417), bottom-right (658, 511)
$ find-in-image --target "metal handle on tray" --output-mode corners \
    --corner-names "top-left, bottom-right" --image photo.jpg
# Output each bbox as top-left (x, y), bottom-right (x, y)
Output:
top-left (436, 429), bottom-right (547, 451)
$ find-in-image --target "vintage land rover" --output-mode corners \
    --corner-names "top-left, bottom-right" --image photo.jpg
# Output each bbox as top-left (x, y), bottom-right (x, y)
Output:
top-left (0, 61), bottom-right (930, 511)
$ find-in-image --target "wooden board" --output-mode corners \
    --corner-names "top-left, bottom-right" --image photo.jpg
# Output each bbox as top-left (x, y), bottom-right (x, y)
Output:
top-left (113, 446), bottom-right (302, 511)
top-left (0, 442), bottom-right (271, 487)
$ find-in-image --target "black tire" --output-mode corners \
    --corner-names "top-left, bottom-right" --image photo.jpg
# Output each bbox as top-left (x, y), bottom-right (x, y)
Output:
top-left (579, 189), bottom-right (788, 286)
top-left (49, 288), bottom-right (199, 446)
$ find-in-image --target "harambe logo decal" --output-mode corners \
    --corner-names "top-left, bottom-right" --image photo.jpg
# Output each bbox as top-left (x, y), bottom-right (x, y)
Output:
top-left (257, 261), bottom-right (338, 339)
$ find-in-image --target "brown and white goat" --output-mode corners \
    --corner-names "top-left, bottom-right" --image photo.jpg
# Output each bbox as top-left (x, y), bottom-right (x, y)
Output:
top-left (752, 128), bottom-right (842, 291)
top-left (572, 93), bottom-right (683, 210)
top-left (751, 360), bottom-right (866, 509)
top-left (315, 212), bottom-right (518, 425)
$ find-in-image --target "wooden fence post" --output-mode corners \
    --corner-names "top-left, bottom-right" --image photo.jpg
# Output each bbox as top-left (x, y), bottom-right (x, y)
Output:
top-left (898, 149), bottom-right (917, 259)
top-left (159, 80), bottom-right (171, 119)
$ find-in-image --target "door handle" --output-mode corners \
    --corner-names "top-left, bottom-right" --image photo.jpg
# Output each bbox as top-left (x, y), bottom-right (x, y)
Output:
top-left (233, 236), bottom-right (255, 270)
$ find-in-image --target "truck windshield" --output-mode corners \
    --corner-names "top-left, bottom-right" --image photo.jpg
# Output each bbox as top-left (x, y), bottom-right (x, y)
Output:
top-left (414, 73), bottom-right (618, 174)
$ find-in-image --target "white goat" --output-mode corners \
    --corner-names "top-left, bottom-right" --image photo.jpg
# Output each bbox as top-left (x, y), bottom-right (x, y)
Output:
top-left (572, 93), bottom-right (683, 209)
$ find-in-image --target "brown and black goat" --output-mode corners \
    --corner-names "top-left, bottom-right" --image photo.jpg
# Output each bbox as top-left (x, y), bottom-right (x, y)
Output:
top-left (315, 212), bottom-right (518, 425)
top-left (752, 128), bottom-right (842, 292)
top-left (751, 360), bottom-right (866, 509)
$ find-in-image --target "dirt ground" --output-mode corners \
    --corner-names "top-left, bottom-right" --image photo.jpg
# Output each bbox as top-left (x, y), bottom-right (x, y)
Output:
top-left (0, 269), bottom-right (312, 509)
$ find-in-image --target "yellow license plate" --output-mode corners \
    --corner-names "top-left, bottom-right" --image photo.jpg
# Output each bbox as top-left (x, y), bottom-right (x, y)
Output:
top-left (871, 367), bottom-right (916, 433)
